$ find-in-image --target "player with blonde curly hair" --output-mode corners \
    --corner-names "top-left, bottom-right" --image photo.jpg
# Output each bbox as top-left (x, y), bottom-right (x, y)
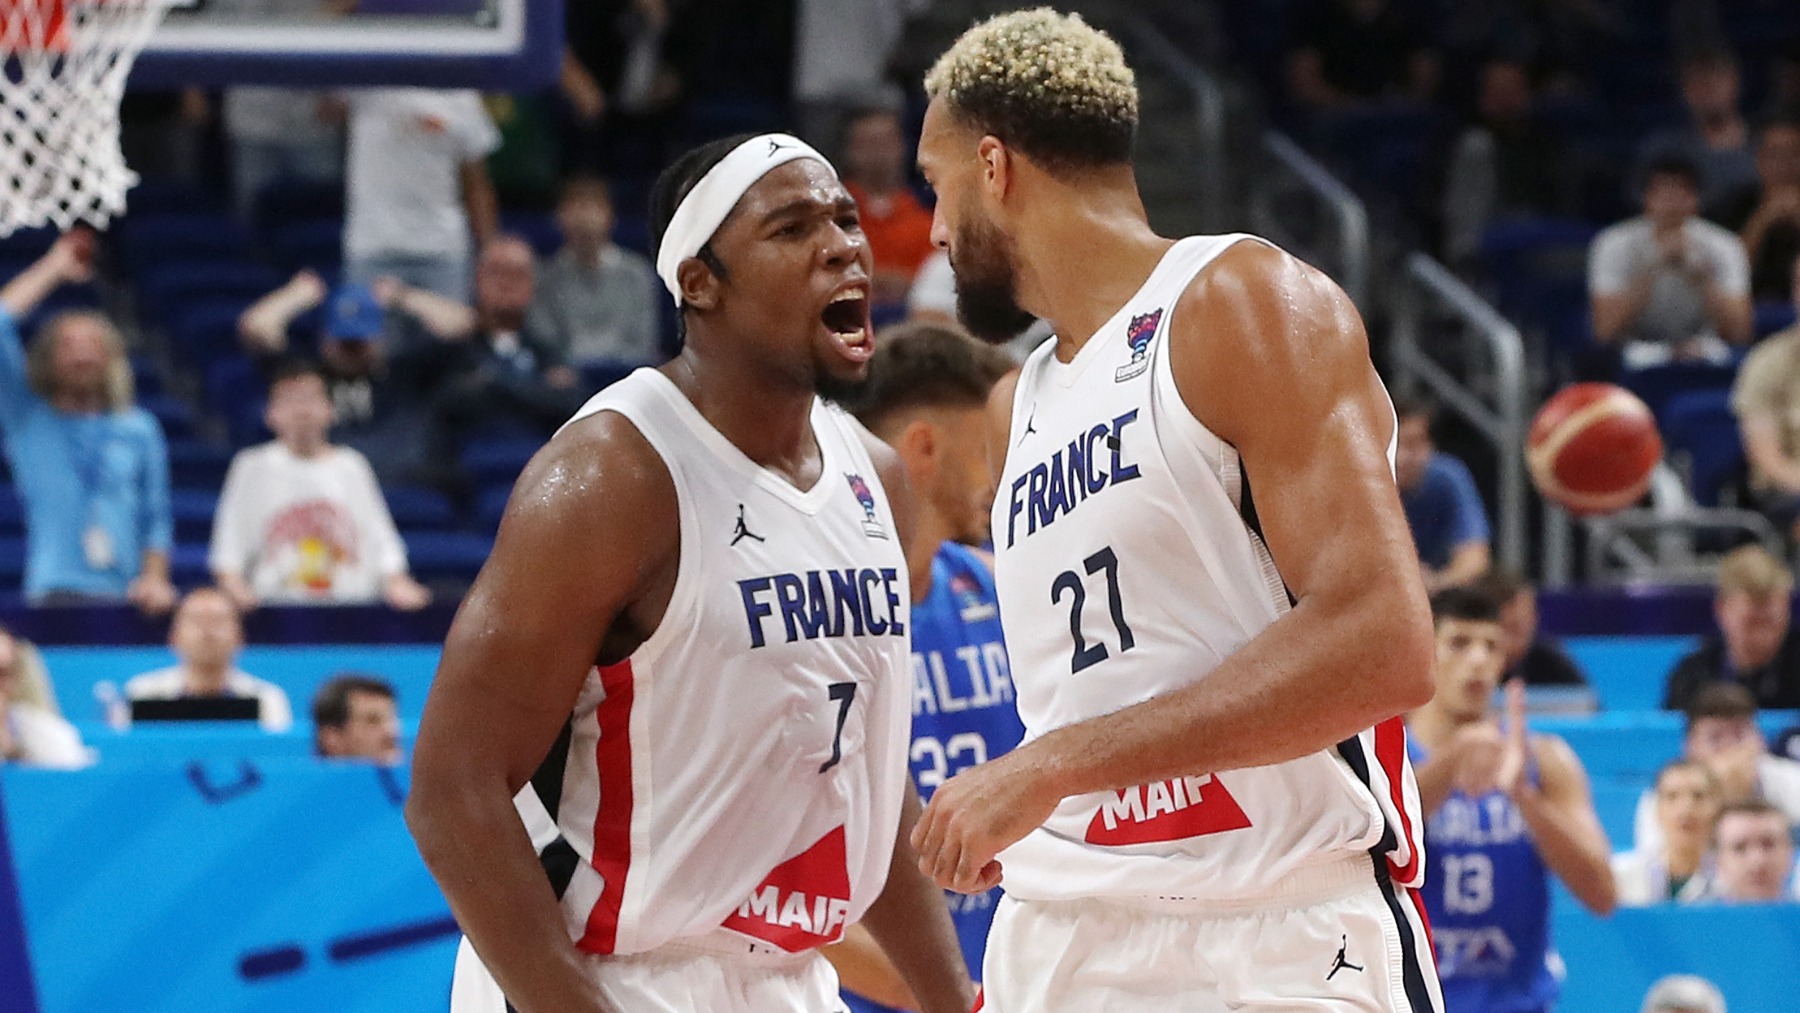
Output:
top-left (911, 9), bottom-right (1446, 1011)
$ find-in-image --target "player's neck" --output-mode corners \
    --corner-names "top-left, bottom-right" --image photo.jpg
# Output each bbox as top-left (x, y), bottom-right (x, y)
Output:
top-left (907, 509), bottom-right (955, 604)
top-left (661, 350), bottom-right (820, 479)
top-left (1016, 195), bottom-right (1172, 361)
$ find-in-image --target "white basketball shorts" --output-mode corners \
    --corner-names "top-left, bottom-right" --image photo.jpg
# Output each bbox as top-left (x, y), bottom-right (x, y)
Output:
top-left (979, 855), bottom-right (1444, 1013)
top-left (449, 934), bottom-right (851, 1013)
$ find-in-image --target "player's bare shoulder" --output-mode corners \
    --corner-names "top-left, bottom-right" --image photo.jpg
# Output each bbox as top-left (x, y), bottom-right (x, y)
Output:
top-left (490, 408), bottom-right (680, 603)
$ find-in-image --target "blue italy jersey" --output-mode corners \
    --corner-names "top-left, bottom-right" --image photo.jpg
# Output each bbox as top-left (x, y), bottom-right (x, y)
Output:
top-left (1410, 737), bottom-right (1558, 1013)
top-left (844, 542), bottom-right (1022, 1013)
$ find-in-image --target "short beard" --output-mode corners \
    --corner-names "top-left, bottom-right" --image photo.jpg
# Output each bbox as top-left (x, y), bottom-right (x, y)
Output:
top-left (951, 217), bottom-right (1036, 344)
top-left (814, 369), bottom-right (868, 406)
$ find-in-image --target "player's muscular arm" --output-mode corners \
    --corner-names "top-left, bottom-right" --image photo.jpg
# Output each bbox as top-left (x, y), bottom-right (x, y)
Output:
top-left (406, 415), bottom-right (678, 1013)
top-left (915, 243), bottom-right (1435, 893)
top-left (858, 784), bottom-right (977, 1013)
top-left (1515, 735), bottom-right (1617, 915)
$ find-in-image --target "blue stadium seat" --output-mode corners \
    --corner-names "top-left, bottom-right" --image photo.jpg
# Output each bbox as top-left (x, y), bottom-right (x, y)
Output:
top-left (169, 543), bottom-right (212, 586)
top-left (500, 213), bottom-right (562, 257)
top-left (139, 393), bottom-right (198, 441)
top-left (130, 353), bottom-right (163, 398)
top-left (268, 220), bottom-right (343, 276)
top-left (118, 213), bottom-right (255, 274)
top-left (139, 262), bottom-right (284, 331)
top-left (168, 303), bottom-right (253, 368)
top-left (167, 439), bottom-right (234, 489)
top-left (0, 536), bottom-right (23, 584)
top-left (1755, 300), bottom-right (1797, 339)
top-left (253, 178), bottom-right (345, 231)
top-left (1661, 389), bottom-right (1744, 507)
top-left (0, 484), bottom-right (22, 537)
top-left (126, 177), bottom-right (227, 216)
top-left (403, 532), bottom-right (493, 582)
top-left (383, 485), bottom-right (457, 532)
top-left (459, 436), bottom-right (543, 489)
top-left (1621, 362), bottom-right (1737, 424)
top-left (170, 488), bottom-right (219, 542)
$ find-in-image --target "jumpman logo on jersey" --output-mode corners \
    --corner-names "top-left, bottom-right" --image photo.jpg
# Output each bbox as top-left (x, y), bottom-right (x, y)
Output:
top-left (731, 504), bottom-right (765, 546)
top-left (1326, 935), bottom-right (1364, 979)
top-left (1018, 405), bottom-right (1038, 446)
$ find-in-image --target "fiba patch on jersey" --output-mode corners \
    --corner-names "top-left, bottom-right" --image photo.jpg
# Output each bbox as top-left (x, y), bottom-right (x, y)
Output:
top-left (1114, 307), bottom-right (1163, 382)
top-left (845, 473), bottom-right (887, 539)
top-left (722, 826), bottom-right (853, 951)
top-left (1084, 773), bottom-right (1253, 846)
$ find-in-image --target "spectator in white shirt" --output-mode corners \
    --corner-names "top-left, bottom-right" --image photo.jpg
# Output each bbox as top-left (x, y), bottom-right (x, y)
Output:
top-left (1634, 682), bottom-right (1800, 855)
top-left (1589, 152), bottom-right (1754, 369)
top-left (211, 360), bottom-right (430, 611)
top-left (124, 588), bottom-right (293, 732)
top-left (1614, 759), bottom-right (1721, 905)
top-left (343, 88), bottom-right (501, 301)
top-left (0, 625), bottom-right (87, 768)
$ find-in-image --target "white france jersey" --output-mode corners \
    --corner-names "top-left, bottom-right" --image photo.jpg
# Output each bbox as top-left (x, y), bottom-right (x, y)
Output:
top-left (992, 234), bottom-right (1426, 903)
top-left (512, 368), bottom-right (912, 958)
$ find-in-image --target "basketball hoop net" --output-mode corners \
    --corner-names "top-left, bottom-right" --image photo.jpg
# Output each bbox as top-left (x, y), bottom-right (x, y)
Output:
top-left (0, 0), bottom-right (171, 236)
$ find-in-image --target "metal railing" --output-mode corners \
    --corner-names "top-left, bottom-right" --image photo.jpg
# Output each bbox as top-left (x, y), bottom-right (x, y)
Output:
top-left (1122, 14), bottom-right (1227, 232)
top-left (1390, 252), bottom-right (1529, 571)
top-left (1250, 131), bottom-right (1370, 308)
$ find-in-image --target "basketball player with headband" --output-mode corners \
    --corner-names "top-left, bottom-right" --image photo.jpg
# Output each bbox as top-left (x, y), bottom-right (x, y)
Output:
top-left (409, 134), bottom-right (974, 1013)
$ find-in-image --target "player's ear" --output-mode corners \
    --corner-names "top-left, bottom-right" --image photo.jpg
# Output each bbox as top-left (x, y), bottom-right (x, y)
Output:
top-left (677, 256), bottom-right (721, 311)
top-left (977, 135), bottom-right (1011, 200)
top-left (895, 418), bottom-right (938, 480)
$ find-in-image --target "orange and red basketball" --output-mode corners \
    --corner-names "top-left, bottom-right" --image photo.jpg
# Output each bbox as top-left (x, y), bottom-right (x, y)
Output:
top-left (1526, 383), bottom-right (1663, 516)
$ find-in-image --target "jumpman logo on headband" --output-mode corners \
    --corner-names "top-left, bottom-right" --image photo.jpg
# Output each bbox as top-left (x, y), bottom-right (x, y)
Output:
top-left (768, 138), bottom-right (791, 156)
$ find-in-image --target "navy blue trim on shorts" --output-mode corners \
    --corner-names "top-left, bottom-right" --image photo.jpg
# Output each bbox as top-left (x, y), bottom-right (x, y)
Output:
top-left (1372, 860), bottom-right (1441, 1013)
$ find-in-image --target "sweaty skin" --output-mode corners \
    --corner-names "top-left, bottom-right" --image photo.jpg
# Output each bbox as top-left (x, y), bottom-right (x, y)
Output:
top-left (407, 158), bottom-right (973, 1013)
top-left (911, 96), bottom-right (1435, 894)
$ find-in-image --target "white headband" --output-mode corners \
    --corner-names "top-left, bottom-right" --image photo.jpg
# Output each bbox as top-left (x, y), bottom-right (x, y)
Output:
top-left (655, 133), bottom-right (838, 304)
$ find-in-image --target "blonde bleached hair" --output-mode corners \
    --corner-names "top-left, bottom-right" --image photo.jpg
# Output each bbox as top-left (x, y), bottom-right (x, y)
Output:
top-left (924, 8), bottom-right (1138, 173)
top-left (26, 310), bottom-right (135, 411)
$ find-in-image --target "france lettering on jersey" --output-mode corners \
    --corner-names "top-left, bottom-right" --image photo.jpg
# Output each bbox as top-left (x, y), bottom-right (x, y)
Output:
top-left (1410, 738), bottom-right (1557, 1013)
top-left (991, 235), bottom-right (1427, 912)
top-left (843, 542), bottom-right (1024, 1013)
top-left (512, 369), bottom-right (913, 960)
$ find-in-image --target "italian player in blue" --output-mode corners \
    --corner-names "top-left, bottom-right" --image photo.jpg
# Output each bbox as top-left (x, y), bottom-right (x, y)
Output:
top-left (1407, 588), bottom-right (1616, 1013)
top-left (828, 321), bottom-right (1022, 1011)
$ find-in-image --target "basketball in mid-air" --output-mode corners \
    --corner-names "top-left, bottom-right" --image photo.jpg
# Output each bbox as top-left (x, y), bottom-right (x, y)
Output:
top-left (1526, 383), bottom-right (1662, 516)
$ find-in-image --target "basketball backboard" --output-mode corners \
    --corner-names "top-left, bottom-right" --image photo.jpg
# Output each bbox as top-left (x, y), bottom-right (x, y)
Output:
top-left (129, 0), bottom-right (562, 89)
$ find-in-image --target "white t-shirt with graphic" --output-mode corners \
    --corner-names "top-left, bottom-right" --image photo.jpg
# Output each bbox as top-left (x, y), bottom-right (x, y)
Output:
top-left (209, 442), bottom-right (409, 604)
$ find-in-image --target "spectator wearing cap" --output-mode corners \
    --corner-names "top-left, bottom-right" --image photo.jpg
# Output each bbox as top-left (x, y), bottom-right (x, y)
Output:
top-left (1663, 545), bottom-right (1800, 711)
top-left (313, 672), bottom-right (402, 763)
top-left (1640, 975), bottom-right (1726, 1013)
top-left (535, 176), bottom-right (661, 366)
top-left (1590, 152), bottom-right (1754, 370)
top-left (239, 270), bottom-right (471, 487)
top-left (0, 232), bottom-right (175, 613)
top-left (210, 359), bottom-right (430, 611)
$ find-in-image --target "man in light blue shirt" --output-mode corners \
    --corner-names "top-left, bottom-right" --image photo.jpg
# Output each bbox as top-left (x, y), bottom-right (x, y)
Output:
top-left (0, 232), bottom-right (174, 611)
top-left (1394, 394), bottom-right (1492, 591)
